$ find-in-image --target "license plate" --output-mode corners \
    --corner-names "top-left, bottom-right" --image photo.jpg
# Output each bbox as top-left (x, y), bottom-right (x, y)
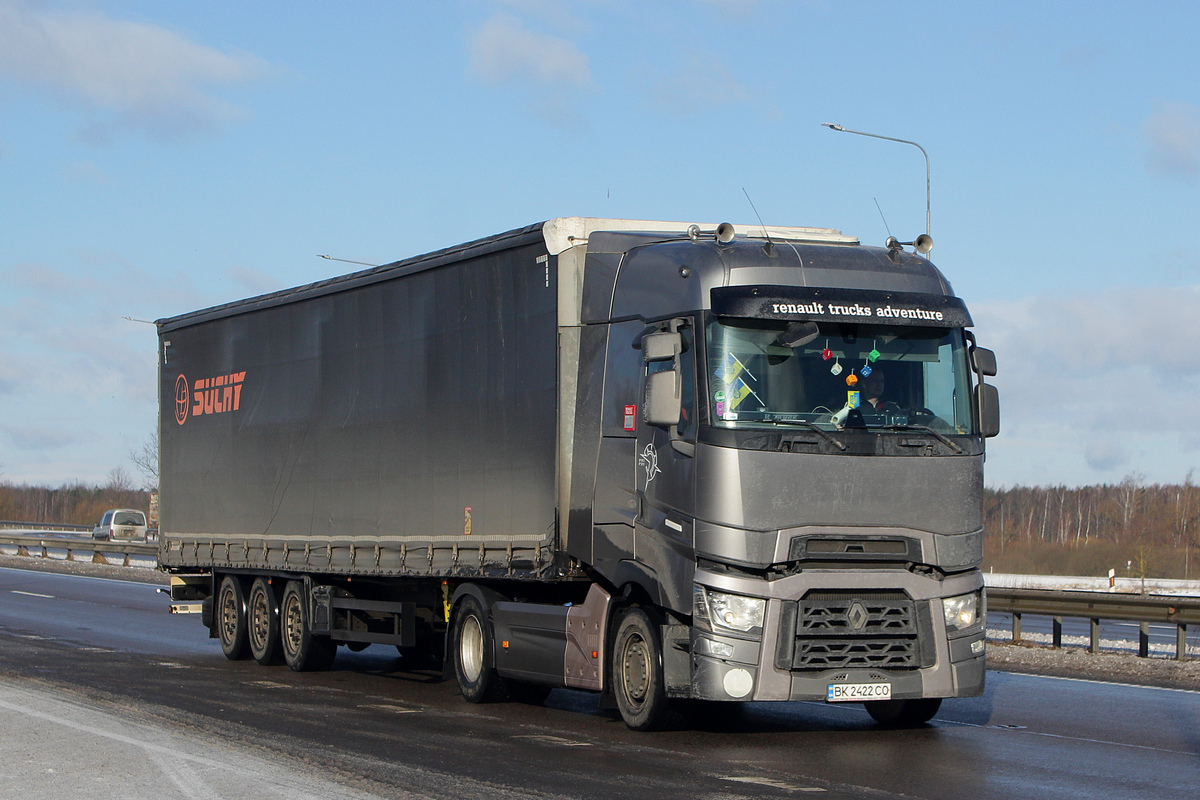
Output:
top-left (827, 682), bottom-right (891, 702)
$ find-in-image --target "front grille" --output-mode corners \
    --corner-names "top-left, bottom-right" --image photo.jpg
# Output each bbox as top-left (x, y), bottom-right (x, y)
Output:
top-left (780, 591), bottom-right (922, 670)
top-left (795, 639), bottom-right (917, 669)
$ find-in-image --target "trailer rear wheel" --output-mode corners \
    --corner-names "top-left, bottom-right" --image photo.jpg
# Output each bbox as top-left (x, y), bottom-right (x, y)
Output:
top-left (452, 595), bottom-right (504, 702)
top-left (612, 608), bottom-right (674, 731)
top-left (216, 575), bottom-right (250, 660)
top-left (864, 698), bottom-right (942, 726)
top-left (248, 577), bottom-right (282, 666)
top-left (280, 581), bottom-right (336, 672)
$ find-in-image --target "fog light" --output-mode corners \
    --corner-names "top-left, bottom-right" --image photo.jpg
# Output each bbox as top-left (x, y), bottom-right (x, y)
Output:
top-left (695, 637), bottom-right (735, 658)
top-left (723, 667), bottom-right (753, 698)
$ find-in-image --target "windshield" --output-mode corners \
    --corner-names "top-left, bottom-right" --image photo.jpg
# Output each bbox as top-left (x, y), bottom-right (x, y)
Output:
top-left (706, 317), bottom-right (974, 434)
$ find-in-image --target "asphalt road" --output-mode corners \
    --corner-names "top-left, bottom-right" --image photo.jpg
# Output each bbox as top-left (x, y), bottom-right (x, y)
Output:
top-left (1, 566), bottom-right (1198, 800)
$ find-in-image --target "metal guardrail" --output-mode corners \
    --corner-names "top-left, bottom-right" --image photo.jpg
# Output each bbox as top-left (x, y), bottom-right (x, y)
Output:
top-left (0, 532), bottom-right (158, 568)
top-left (2, 533), bottom-right (1195, 662)
top-left (986, 587), bottom-right (1200, 661)
top-left (0, 520), bottom-right (92, 533)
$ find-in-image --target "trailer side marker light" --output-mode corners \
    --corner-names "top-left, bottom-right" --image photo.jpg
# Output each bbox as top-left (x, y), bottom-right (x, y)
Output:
top-left (592, 651), bottom-right (599, 659)
top-left (503, 641), bottom-right (509, 648)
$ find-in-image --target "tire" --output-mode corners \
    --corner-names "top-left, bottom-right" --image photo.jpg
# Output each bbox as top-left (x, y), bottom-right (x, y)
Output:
top-left (865, 697), bottom-right (942, 727)
top-left (216, 575), bottom-right (250, 660)
top-left (280, 581), bottom-right (336, 672)
top-left (247, 577), bottom-right (283, 666)
top-left (451, 595), bottom-right (505, 703)
top-left (611, 608), bottom-right (677, 731)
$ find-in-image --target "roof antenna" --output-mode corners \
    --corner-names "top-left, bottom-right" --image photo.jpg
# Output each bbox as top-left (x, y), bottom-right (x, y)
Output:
top-left (741, 188), bottom-right (776, 256)
top-left (318, 254), bottom-right (378, 267)
top-left (873, 197), bottom-right (893, 239)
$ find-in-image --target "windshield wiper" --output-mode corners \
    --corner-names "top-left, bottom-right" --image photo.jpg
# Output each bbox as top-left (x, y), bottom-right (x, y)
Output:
top-left (764, 418), bottom-right (847, 451)
top-left (875, 423), bottom-right (965, 454)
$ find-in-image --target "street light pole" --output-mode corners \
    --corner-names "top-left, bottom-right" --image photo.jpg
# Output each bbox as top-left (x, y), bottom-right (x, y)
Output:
top-left (821, 123), bottom-right (931, 237)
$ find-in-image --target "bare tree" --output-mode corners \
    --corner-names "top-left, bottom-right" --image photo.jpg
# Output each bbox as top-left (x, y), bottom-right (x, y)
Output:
top-left (128, 428), bottom-right (159, 490)
top-left (1115, 472), bottom-right (1145, 538)
top-left (105, 466), bottom-right (133, 494)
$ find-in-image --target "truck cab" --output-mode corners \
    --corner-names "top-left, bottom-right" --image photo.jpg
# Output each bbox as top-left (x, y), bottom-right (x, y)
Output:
top-left (558, 223), bottom-right (999, 726)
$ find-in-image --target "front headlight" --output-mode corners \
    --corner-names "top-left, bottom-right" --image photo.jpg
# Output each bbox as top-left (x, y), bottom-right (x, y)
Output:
top-left (943, 592), bottom-right (980, 631)
top-left (694, 586), bottom-right (765, 634)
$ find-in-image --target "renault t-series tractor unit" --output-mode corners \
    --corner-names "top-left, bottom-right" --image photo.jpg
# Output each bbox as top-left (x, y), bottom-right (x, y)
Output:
top-left (160, 217), bottom-right (1000, 729)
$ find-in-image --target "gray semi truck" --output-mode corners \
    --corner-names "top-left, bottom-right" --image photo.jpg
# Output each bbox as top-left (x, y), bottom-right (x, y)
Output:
top-left (160, 217), bottom-right (999, 730)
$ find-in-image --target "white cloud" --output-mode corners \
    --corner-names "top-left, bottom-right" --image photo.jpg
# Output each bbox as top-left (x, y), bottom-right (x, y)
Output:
top-left (640, 53), bottom-right (757, 117)
top-left (486, 0), bottom-right (588, 32)
top-left (974, 284), bottom-right (1200, 486)
top-left (0, 0), bottom-right (269, 140)
top-left (1144, 101), bottom-right (1200, 183)
top-left (467, 12), bottom-right (593, 124)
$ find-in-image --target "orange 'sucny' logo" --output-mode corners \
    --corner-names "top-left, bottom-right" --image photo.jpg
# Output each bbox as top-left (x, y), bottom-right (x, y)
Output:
top-left (175, 372), bottom-right (246, 425)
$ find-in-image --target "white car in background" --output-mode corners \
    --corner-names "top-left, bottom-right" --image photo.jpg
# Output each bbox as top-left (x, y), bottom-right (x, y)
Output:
top-left (92, 509), bottom-right (149, 541)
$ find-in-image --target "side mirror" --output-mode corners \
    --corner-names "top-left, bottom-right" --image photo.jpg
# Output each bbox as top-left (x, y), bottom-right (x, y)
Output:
top-left (975, 383), bottom-right (1000, 438)
top-left (643, 370), bottom-right (681, 426)
top-left (971, 347), bottom-right (997, 377)
top-left (643, 331), bottom-right (681, 363)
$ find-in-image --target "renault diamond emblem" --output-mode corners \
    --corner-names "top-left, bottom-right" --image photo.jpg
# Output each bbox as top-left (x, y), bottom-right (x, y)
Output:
top-left (847, 601), bottom-right (869, 631)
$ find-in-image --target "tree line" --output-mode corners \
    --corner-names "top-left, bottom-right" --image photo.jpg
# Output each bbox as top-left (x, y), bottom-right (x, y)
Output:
top-left (984, 473), bottom-right (1200, 579)
top-left (0, 467), bottom-right (151, 528)
top-left (4, 467), bottom-right (1198, 579)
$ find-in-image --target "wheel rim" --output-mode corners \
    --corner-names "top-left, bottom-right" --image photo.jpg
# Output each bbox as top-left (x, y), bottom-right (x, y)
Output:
top-left (460, 614), bottom-right (484, 682)
top-left (621, 632), bottom-right (649, 705)
top-left (283, 592), bottom-right (303, 655)
top-left (250, 587), bottom-right (270, 650)
top-left (219, 585), bottom-right (239, 645)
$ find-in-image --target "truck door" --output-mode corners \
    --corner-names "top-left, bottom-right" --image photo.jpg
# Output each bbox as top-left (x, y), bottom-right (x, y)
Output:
top-left (634, 318), bottom-right (697, 613)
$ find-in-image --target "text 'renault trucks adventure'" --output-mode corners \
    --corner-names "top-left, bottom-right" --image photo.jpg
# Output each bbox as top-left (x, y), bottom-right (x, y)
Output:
top-left (160, 218), bottom-right (1000, 729)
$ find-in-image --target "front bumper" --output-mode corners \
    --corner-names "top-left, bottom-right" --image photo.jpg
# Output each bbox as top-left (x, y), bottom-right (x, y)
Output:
top-left (687, 568), bottom-right (986, 702)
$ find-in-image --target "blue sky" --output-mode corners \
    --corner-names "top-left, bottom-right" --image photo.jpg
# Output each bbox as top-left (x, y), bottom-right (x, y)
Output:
top-left (1, 0), bottom-right (1198, 489)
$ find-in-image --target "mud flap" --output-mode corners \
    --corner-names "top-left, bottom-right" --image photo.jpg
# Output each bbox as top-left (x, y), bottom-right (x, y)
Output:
top-left (662, 623), bottom-right (692, 698)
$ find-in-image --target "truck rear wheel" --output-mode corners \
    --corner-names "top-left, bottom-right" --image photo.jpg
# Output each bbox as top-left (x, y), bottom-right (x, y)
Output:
top-left (248, 577), bottom-right (282, 666)
top-left (612, 608), bottom-right (674, 731)
top-left (280, 581), bottom-right (336, 672)
top-left (452, 595), bottom-right (505, 703)
top-left (865, 698), bottom-right (942, 726)
top-left (216, 575), bottom-right (250, 660)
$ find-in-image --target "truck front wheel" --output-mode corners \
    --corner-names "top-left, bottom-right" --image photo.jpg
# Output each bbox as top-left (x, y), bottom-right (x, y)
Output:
top-left (612, 608), bottom-right (673, 731)
top-left (280, 581), bottom-right (336, 672)
top-left (247, 577), bottom-right (282, 666)
top-left (865, 698), bottom-right (942, 726)
top-left (216, 575), bottom-right (249, 660)
top-left (452, 595), bottom-right (504, 702)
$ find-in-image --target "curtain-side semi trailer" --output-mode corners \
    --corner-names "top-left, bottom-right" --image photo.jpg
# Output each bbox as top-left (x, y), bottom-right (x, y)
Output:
top-left (160, 217), bottom-right (1000, 730)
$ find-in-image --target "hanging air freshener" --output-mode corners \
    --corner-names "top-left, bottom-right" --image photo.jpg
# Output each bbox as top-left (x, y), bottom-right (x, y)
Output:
top-left (846, 370), bottom-right (858, 386)
top-left (821, 340), bottom-right (833, 361)
top-left (868, 341), bottom-right (881, 362)
top-left (861, 362), bottom-right (873, 378)
top-left (830, 357), bottom-right (843, 376)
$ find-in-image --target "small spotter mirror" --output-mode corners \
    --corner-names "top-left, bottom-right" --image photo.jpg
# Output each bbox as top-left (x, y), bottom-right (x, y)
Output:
top-left (643, 331), bottom-right (681, 362)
